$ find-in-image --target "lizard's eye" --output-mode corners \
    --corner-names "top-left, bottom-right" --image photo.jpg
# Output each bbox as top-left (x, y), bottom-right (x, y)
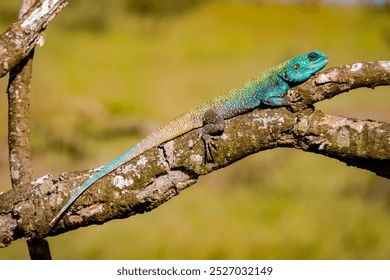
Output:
top-left (308, 52), bottom-right (318, 61)
top-left (293, 63), bottom-right (300, 70)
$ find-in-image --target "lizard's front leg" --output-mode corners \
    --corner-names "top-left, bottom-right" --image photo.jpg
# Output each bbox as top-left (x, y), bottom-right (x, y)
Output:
top-left (262, 80), bottom-right (290, 106)
top-left (200, 109), bottom-right (225, 162)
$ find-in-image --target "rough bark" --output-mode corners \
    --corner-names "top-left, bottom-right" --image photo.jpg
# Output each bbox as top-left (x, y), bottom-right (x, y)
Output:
top-left (7, 0), bottom-right (53, 260)
top-left (0, 61), bottom-right (388, 248)
top-left (1, 0), bottom-right (67, 258)
top-left (0, 0), bottom-right (67, 78)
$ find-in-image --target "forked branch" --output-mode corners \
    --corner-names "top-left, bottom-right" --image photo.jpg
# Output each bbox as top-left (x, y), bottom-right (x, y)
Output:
top-left (0, 61), bottom-right (388, 248)
top-left (0, 0), bottom-right (67, 78)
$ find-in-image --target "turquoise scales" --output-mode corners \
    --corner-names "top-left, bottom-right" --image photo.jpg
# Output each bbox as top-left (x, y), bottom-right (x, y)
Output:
top-left (49, 50), bottom-right (329, 228)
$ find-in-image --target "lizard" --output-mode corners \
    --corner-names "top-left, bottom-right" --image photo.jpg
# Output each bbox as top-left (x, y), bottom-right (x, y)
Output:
top-left (49, 50), bottom-right (328, 229)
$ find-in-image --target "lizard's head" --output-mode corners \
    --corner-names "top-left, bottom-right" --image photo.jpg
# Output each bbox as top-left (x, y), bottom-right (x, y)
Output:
top-left (279, 50), bottom-right (329, 83)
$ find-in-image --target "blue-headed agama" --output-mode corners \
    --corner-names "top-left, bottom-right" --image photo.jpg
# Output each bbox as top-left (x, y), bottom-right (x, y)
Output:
top-left (49, 50), bottom-right (328, 229)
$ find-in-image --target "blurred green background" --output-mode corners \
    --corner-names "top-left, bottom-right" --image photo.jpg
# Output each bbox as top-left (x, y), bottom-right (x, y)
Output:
top-left (0, 0), bottom-right (389, 259)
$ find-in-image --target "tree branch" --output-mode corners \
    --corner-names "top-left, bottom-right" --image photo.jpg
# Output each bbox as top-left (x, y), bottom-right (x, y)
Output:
top-left (0, 0), bottom-right (67, 78)
top-left (293, 111), bottom-right (389, 178)
top-left (8, 0), bottom-right (35, 190)
top-left (6, 0), bottom-right (53, 260)
top-left (0, 61), bottom-right (389, 248)
top-left (287, 61), bottom-right (390, 111)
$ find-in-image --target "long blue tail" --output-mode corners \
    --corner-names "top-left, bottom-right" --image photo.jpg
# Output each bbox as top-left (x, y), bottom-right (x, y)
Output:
top-left (49, 147), bottom-right (136, 228)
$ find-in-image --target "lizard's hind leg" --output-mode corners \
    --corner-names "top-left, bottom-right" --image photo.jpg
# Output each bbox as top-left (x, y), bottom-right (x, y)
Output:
top-left (200, 109), bottom-right (225, 162)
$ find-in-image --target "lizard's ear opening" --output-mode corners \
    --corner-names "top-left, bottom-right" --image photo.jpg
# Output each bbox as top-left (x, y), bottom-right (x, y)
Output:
top-left (278, 69), bottom-right (293, 83)
top-left (278, 64), bottom-right (299, 83)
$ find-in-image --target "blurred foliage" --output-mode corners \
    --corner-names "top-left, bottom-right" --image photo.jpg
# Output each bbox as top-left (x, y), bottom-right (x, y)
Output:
top-left (0, 1), bottom-right (19, 25)
top-left (125, 0), bottom-right (205, 17)
top-left (0, 0), bottom-right (389, 259)
top-left (44, 0), bottom-right (206, 32)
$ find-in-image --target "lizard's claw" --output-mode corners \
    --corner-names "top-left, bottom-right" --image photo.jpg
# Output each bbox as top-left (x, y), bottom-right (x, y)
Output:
top-left (201, 132), bottom-right (220, 162)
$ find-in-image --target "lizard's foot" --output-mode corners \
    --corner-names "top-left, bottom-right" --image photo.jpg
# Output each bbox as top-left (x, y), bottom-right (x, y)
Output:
top-left (262, 95), bottom-right (290, 106)
top-left (200, 131), bottom-right (221, 162)
top-left (286, 89), bottom-right (301, 103)
top-left (200, 110), bottom-right (225, 162)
